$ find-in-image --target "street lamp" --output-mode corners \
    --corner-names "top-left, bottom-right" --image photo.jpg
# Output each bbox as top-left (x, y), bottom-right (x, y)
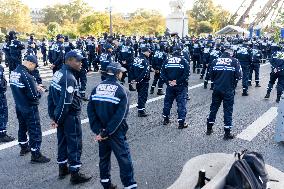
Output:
top-left (109, 0), bottom-right (113, 36)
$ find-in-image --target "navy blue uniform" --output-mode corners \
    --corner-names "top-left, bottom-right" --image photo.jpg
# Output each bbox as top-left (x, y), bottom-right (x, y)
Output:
top-left (63, 41), bottom-right (75, 54)
top-left (200, 47), bottom-right (211, 78)
top-left (99, 52), bottom-right (114, 81)
top-left (130, 54), bottom-right (150, 112)
top-left (249, 48), bottom-right (262, 85)
top-left (161, 55), bottom-right (190, 124)
top-left (2, 42), bottom-right (11, 72)
top-left (76, 50), bottom-right (88, 96)
top-left (9, 39), bottom-right (25, 72)
top-left (48, 64), bottom-right (82, 173)
top-left (192, 42), bottom-right (202, 73)
top-left (235, 46), bottom-right (252, 93)
top-left (87, 76), bottom-right (137, 189)
top-left (51, 41), bottom-right (65, 73)
top-left (0, 65), bottom-right (8, 135)
top-left (151, 50), bottom-right (167, 90)
top-left (24, 48), bottom-right (43, 85)
top-left (208, 53), bottom-right (242, 130)
top-left (40, 41), bottom-right (48, 64)
top-left (269, 51), bottom-right (284, 99)
top-left (10, 65), bottom-right (42, 154)
top-left (86, 40), bottom-right (98, 71)
top-left (118, 45), bottom-right (134, 84)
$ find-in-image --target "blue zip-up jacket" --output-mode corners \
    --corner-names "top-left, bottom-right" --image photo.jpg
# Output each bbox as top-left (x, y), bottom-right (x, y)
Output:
top-left (0, 65), bottom-right (7, 93)
top-left (235, 46), bottom-right (252, 65)
top-left (118, 45), bottom-right (134, 64)
top-left (209, 52), bottom-right (242, 92)
top-left (130, 54), bottom-right (150, 83)
top-left (52, 41), bottom-right (65, 69)
top-left (160, 54), bottom-right (190, 86)
top-left (9, 39), bottom-right (25, 58)
top-left (24, 48), bottom-right (42, 84)
top-left (251, 49), bottom-right (262, 64)
top-left (270, 51), bottom-right (284, 71)
top-left (152, 50), bottom-right (167, 70)
top-left (87, 76), bottom-right (130, 136)
top-left (10, 65), bottom-right (41, 108)
top-left (47, 64), bottom-right (81, 125)
top-left (99, 52), bottom-right (114, 75)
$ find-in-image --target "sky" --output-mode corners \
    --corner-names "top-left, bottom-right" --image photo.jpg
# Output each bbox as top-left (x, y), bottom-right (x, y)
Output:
top-left (21, 0), bottom-right (244, 15)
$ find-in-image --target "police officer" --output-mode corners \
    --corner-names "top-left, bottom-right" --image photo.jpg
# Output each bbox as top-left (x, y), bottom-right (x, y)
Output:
top-left (99, 43), bottom-right (114, 81)
top-left (0, 64), bottom-right (14, 142)
top-left (51, 34), bottom-right (65, 74)
top-left (86, 36), bottom-right (98, 71)
top-left (206, 47), bottom-right (242, 140)
top-left (192, 40), bottom-right (202, 74)
top-left (2, 35), bottom-right (11, 71)
top-left (87, 62), bottom-right (137, 189)
top-left (10, 55), bottom-right (50, 162)
top-left (47, 50), bottom-right (91, 184)
top-left (9, 31), bottom-right (25, 73)
top-left (64, 36), bottom-right (75, 54)
top-left (28, 34), bottom-right (39, 56)
top-left (75, 49), bottom-right (89, 101)
top-left (264, 50), bottom-right (284, 103)
top-left (161, 46), bottom-right (190, 129)
top-left (200, 43), bottom-right (211, 80)
top-left (40, 37), bottom-right (48, 66)
top-left (249, 44), bottom-right (262, 87)
top-left (130, 47), bottom-right (151, 117)
top-left (235, 41), bottom-right (252, 96)
top-left (150, 44), bottom-right (167, 95)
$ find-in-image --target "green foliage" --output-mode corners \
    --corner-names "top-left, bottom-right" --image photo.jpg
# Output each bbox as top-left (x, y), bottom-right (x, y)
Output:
top-left (197, 21), bottom-right (213, 34)
top-left (47, 22), bottom-right (61, 37)
top-left (0, 0), bottom-right (32, 33)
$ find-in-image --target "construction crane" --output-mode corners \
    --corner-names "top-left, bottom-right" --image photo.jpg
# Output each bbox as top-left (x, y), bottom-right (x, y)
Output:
top-left (250, 0), bottom-right (283, 27)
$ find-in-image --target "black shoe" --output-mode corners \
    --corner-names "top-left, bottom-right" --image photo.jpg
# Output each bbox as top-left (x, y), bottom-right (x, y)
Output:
top-left (138, 110), bottom-right (148, 117)
top-left (193, 70), bottom-right (196, 74)
top-left (157, 89), bottom-right (165, 95)
top-left (255, 82), bottom-right (261, 87)
top-left (163, 117), bottom-right (170, 125)
top-left (206, 123), bottom-right (214, 135)
top-left (210, 84), bottom-right (214, 90)
top-left (0, 134), bottom-right (15, 142)
top-left (197, 70), bottom-right (200, 74)
top-left (276, 96), bottom-right (281, 103)
top-left (81, 96), bottom-right (89, 102)
top-left (31, 153), bottom-right (50, 164)
top-left (20, 146), bottom-right (31, 156)
top-left (178, 123), bottom-right (188, 129)
top-left (129, 84), bottom-right (136, 91)
top-left (59, 165), bottom-right (70, 179)
top-left (187, 96), bottom-right (191, 101)
top-left (204, 82), bottom-right (208, 89)
top-left (150, 86), bottom-right (155, 94)
top-left (242, 90), bottom-right (249, 96)
top-left (70, 172), bottom-right (92, 185)
top-left (264, 93), bottom-right (270, 99)
top-left (200, 75), bottom-right (204, 80)
top-left (223, 130), bottom-right (235, 140)
top-left (108, 184), bottom-right (118, 189)
top-left (248, 82), bottom-right (252, 86)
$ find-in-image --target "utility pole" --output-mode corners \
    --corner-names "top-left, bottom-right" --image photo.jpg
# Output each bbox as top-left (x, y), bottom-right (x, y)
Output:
top-left (109, 0), bottom-right (113, 36)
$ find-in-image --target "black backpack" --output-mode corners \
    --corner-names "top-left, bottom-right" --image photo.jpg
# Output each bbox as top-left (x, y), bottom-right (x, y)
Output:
top-left (224, 151), bottom-right (269, 189)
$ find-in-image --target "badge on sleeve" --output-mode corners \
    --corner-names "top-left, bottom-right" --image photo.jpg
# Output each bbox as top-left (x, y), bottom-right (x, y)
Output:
top-left (67, 86), bottom-right (74, 93)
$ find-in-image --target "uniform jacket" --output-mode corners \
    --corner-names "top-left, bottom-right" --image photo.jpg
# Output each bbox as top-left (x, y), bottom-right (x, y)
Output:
top-left (130, 54), bottom-right (150, 83)
top-left (0, 65), bottom-right (7, 93)
top-left (87, 76), bottom-right (129, 136)
top-left (152, 50), bottom-right (167, 70)
top-left (48, 64), bottom-right (81, 125)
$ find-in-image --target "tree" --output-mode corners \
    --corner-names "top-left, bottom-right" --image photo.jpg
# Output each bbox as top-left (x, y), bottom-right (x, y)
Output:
top-left (47, 22), bottom-right (61, 37)
top-left (211, 5), bottom-right (233, 32)
top-left (0, 0), bottom-right (32, 33)
top-left (191, 0), bottom-right (215, 22)
top-left (197, 21), bottom-right (213, 34)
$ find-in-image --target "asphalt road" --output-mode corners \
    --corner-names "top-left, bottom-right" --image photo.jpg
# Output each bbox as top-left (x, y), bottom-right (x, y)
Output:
top-left (0, 62), bottom-right (283, 189)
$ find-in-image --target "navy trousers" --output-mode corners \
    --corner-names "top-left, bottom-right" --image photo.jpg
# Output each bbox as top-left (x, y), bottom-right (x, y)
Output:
top-left (249, 63), bottom-right (260, 83)
top-left (77, 68), bottom-right (87, 93)
top-left (163, 85), bottom-right (187, 123)
top-left (241, 64), bottom-right (250, 91)
top-left (136, 81), bottom-right (149, 111)
top-left (208, 90), bottom-right (235, 130)
top-left (57, 114), bottom-right (82, 173)
top-left (151, 72), bottom-right (164, 89)
top-left (277, 71), bottom-right (284, 96)
top-left (267, 71), bottom-right (279, 93)
top-left (16, 106), bottom-right (42, 154)
top-left (0, 93), bottom-right (8, 135)
top-left (99, 122), bottom-right (137, 189)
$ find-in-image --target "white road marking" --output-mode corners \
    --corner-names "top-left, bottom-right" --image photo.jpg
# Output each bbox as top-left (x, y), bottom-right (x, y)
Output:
top-left (237, 107), bottom-right (278, 141)
top-left (0, 82), bottom-right (204, 151)
top-left (0, 62), bottom-right (271, 151)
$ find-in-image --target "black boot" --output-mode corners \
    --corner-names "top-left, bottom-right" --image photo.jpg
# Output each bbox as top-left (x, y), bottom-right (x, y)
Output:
top-left (276, 95), bottom-right (281, 103)
top-left (204, 81), bottom-right (208, 89)
top-left (20, 145), bottom-right (31, 156)
top-left (242, 90), bottom-right (249, 96)
top-left (59, 164), bottom-right (70, 179)
top-left (129, 84), bottom-right (136, 91)
top-left (264, 92), bottom-right (270, 99)
top-left (150, 86), bottom-right (155, 94)
top-left (70, 172), bottom-right (92, 185)
top-left (138, 110), bottom-right (148, 117)
top-left (157, 88), bottom-right (165, 95)
top-left (31, 152), bottom-right (51, 164)
top-left (210, 83), bottom-right (214, 90)
top-left (206, 122), bottom-right (214, 135)
top-left (223, 129), bottom-right (235, 140)
top-left (178, 122), bottom-right (188, 129)
top-left (248, 81), bottom-right (252, 86)
top-left (0, 133), bottom-right (15, 142)
top-left (200, 75), bottom-right (204, 80)
top-left (255, 82), bottom-right (261, 87)
top-left (80, 93), bottom-right (89, 102)
top-left (163, 117), bottom-right (170, 125)
top-left (102, 182), bottom-right (118, 189)
top-left (197, 69), bottom-right (201, 74)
